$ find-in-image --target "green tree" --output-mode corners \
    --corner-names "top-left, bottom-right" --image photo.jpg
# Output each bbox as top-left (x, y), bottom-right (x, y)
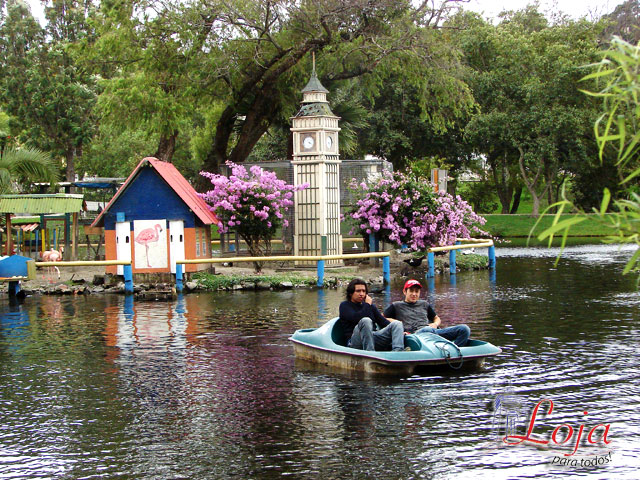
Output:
top-left (0, 0), bottom-right (98, 184)
top-left (353, 70), bottom-right (473, 173)
top-left (91, 0), bottom-right (209, 164)
top-left (458, 8), bottom-right (605, 215)
top-left (536, 37), bottom-right (640, 280)
top-left (602, 0), bottom-right (640, 44)
top-left (93, 0), bottom-right (474, 173)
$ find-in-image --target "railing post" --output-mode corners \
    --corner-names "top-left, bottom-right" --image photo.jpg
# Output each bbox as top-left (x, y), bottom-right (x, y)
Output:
top-left (382, 255), bottom-right (390, 285)
top-left (123, 264), bottom-right (133, 294)
top-left (8, 281), bottom-right (20, 297)
top-left (449, 248), bottom-right (456, 275)
top-left (488, 245), bottom-right (496, 269)
top-left (369, 234), bottom-right (380, 267)
top-left (176, 263), bottom-right (184, 293)
top-left (317, 236), bottom-right (326, 287)
top-left (316, 260), bottom-right (325, 287)
top-left (427, 251), bottom-right (435, 278)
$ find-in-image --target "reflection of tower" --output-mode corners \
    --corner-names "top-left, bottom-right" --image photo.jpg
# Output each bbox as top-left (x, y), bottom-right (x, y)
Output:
top-left (291, 55), bottom-right (342, 265)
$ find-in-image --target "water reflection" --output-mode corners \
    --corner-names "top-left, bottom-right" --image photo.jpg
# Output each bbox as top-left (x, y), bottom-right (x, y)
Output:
top-left (0, 245), bottom-right (638, 478)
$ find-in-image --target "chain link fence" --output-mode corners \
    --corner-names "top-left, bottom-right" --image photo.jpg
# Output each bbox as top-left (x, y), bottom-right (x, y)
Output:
top-left (218, 158), bottom-right (392, 254)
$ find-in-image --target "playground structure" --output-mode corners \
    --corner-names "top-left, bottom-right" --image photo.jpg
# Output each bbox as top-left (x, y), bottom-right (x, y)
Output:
top-left (0, 194), bottom-right (86, 260)
top-left (0, 255), bottom-right (36, 296)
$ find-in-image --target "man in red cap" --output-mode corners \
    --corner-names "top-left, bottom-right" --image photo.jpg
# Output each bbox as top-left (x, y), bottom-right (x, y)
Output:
top-left (383, 279), bottom-right (470, 346)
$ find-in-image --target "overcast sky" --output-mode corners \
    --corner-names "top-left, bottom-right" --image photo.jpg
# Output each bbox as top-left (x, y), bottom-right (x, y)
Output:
top-left (26, 0), bottom-right (628, 26)
top-left (464, 0), bottom-right (626, 20)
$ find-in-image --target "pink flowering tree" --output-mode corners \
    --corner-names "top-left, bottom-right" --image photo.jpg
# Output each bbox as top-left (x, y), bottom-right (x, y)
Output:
top-left (200, 161), bottom-right (308, 272)
top-left (347, 171), bottom-right (487, 251)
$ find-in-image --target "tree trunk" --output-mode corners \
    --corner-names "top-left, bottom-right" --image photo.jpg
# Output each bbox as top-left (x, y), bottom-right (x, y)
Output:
top-left (154, 131), bottom-right (178, 162)
top-left (203, 105), bottom-right (237, 175)
top-left (518, 147), bottom-right (547, 217)
top-left (201, 39), bottom-right (324, 174)
top-left (489, 153), bottom-right (513, 214)
top-left (65, 148), bottom-right (76, 193)
top-left (241, 234), bottom-right (272, 273)
top-left (510, 185), bottom-right (523, 214)
top-left (228, 86), bottom-right (280, 164)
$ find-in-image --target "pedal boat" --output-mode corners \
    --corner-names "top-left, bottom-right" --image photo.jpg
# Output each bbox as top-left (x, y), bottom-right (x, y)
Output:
top-left (290, 317), bottom-right (502, 375)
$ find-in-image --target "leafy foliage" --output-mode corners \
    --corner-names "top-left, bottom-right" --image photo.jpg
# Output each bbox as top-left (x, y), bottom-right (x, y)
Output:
top-left (0, 1), bottom-right (98, 182)
top-left (191, 272), bottom-right (315, 290)
top-left (0, 109), bottom-right (59, 192)
top-left (0, 146), bottom-right (60, 193)
top-left (456, 9), bottom-right (605, 215)
top-left (535, 37), bottom-right (640, 281)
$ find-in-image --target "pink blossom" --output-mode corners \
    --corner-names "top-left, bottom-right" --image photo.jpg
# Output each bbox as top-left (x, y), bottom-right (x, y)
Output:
top-left (199, 161), bottom-right (308, 240)
top-left (347, 170), bottom-right (487, 250)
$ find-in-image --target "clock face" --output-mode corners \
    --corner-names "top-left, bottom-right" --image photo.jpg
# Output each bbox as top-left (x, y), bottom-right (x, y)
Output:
top-left (326, 136), bottom-right (333, 149)
top-left (302, 135), bottom-right (315, 150)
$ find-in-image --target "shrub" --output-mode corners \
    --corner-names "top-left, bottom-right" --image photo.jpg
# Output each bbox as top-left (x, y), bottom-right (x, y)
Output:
top-left (200, 161), bottom-right (308, 271)
top-left (347, 170), bottom-right (487, 251)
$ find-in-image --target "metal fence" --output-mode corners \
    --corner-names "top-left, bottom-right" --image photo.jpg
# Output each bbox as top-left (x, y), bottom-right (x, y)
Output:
top-left (218, 158), bottom-right (393, 254)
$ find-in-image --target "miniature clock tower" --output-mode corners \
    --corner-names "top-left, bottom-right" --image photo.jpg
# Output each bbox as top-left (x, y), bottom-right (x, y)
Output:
top-left (291, 57), bottom-right (342, 265)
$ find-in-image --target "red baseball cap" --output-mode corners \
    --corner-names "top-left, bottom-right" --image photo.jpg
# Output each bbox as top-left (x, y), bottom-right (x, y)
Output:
top-left (403, 279), bottom-right (422, 290)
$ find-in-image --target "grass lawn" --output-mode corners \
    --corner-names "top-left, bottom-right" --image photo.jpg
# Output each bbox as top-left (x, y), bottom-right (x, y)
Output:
top-left (482, 214), bottom-right (615, 238)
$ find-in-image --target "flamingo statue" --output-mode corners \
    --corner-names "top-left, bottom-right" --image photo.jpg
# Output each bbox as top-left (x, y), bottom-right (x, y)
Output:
top-left (135, 224), bottom-right (163, 267)
top-left (41, 247), bottom-right (63, 281)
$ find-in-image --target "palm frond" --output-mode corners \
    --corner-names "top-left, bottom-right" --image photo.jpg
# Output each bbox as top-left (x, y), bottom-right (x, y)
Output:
top-left (0, 147), bottom-right (60, 191)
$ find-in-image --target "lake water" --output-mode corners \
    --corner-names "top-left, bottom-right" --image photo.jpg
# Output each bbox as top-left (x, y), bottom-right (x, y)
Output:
top-left (0, 244), bottom-right (638, 479)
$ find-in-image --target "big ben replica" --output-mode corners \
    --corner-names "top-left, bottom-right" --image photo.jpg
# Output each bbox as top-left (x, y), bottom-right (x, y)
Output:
top-left (291, 60), bottom-right (342, 265)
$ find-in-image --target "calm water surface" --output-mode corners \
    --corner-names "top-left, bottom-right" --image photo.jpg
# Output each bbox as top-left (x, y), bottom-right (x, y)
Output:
top-left (0, 245), bottom-right (638, 479)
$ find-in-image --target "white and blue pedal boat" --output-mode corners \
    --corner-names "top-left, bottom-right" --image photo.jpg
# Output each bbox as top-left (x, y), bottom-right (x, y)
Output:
top-left (290, 317), bottom-right (502, 375)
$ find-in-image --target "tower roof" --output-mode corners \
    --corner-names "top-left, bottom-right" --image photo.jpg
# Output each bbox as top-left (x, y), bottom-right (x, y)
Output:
top-left (301, 68), bottom-right (329, 94)
top-left (293, 103), bottom-right (335, 117)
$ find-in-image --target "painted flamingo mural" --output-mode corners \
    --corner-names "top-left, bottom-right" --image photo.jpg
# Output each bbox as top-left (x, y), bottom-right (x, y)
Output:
top-left (135, 223), bottom-right (163, 268)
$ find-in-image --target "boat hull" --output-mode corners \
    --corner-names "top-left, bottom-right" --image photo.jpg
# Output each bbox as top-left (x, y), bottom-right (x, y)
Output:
top-left (290, 317), bottom-right (501, 376)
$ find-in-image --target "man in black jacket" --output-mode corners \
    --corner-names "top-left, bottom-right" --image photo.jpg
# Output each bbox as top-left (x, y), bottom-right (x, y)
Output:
top-left (338, 278), bottom-right (405, 351)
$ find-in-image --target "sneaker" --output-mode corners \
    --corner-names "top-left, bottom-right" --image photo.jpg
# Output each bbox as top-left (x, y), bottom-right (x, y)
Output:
top-left (404, 346), bottom-right (412, 351)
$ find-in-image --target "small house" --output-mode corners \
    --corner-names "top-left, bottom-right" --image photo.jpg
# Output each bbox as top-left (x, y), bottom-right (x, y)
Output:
top-left (92, 157), bottom-right (218, 278)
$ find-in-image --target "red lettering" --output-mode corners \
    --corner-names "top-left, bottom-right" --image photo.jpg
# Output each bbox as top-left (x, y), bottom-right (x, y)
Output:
top-left (588, 424), bottom-right (612, 445)
top-left (551, 424), bottom-right (573, 445)
top-left (567, 424), bottom-right (585, 456)
top-left (503, 399), bottom-right (553, 445)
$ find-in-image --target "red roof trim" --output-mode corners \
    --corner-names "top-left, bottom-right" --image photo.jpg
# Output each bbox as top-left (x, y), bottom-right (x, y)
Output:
top-left (91, 157), bottom-right (219, 227)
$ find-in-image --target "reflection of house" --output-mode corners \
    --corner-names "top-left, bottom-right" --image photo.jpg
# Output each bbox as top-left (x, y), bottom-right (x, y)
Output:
top-left (91, 157), bottom-right (218, 278)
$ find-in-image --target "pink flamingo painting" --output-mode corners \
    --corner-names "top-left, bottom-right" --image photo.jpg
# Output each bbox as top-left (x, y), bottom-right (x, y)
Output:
top-left (135, 224), bottom-right (163, 267)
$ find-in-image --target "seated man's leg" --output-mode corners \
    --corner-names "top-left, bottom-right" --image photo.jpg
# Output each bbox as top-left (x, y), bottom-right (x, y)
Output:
top-left (373, 321), bottom-right (405, 352)
top-left (349, 317), bottom-right (375, 351)
top-left (435, 324), bottom-right (470, 347)
top-left (415, 326), bottom-right (436, 335)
